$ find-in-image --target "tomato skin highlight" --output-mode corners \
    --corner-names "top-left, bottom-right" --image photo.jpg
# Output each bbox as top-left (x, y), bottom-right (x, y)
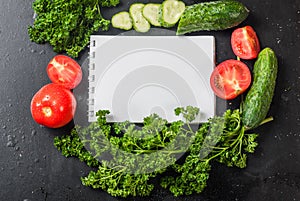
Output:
top-left (30, 83), bottom-right (77, 128)
top-left (210, 59), bottom-right (251, 100)
top-left (47, 55), bottom-right (82, 89)
top-left (231, 26), bottom-right (260, 60)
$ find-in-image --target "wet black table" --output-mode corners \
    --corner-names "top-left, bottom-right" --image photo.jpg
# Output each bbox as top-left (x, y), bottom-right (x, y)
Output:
top-left (0, 0), bottom-right (299, 201)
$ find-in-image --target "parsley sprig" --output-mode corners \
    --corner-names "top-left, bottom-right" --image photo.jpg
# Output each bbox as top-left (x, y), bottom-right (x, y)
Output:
top-left (54, 107), bottom-right (259, 197)
top-left (28, 0), bottom-right (119, 57)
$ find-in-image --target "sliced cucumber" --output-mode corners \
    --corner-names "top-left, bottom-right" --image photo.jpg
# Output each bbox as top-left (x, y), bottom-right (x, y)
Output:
top-left (129, 3), bottom-right (151, 33)
top-left (160, 0), bottom-right (185, 28)
top-left (111, 11), bottom-right (133, 30)
top-left (142, 3), bottom-right (161, 27)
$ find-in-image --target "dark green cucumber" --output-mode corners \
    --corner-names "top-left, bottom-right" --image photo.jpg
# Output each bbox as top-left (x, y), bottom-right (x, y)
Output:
top-left (242, 48), bottom-right (278, 130)
top-left (176, 0), bottom-right (249, 35)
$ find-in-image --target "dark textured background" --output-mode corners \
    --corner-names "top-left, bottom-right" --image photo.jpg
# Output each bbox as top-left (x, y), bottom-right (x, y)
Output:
top-left (0, 0), bottom-right (299, 201)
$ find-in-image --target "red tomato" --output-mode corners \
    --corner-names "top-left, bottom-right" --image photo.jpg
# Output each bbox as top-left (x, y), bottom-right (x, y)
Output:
top-left (47, 55), bottom-right (82, 89)
top-left (231, 26), bottom-right (260, 60)
top-left (30, 83), bottom-right (77, 128)
top-left (210, 59), bottom-right (251, 100)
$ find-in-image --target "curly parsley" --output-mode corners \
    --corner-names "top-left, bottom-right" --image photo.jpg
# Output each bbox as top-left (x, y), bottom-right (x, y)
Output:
top-left (28, 0), bottom-right (119, 57)
top-left (54, 107), bottom-right (260, 197)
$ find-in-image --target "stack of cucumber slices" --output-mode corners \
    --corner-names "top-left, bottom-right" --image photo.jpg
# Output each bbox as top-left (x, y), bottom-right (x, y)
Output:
top-left (111, 0), bottom-right (185, 33)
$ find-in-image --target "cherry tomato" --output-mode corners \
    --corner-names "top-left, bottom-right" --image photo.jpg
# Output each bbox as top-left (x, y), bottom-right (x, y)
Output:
top-left (47, 55), bottom-right (82, 89)
top-left (30, 83), bottom-right (77, 128)
top-left (231, 26), bottom-right (260, 60)
top-left (210, 59), bottom-right (251, 100)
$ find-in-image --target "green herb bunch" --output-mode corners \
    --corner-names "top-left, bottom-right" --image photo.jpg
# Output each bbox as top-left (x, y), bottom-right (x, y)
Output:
top-left (28, 0), bottom-right (119, 57)
top-left (54, 107), bottom-right (259, 197)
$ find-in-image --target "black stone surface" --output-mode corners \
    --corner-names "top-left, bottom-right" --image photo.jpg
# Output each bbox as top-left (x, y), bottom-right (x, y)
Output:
top-left (0, 0), bottom-right (299, 201)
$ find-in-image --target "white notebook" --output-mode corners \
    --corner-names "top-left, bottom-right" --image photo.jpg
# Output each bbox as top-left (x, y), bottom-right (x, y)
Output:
top-left (88, 35), bottom-right (215, 123)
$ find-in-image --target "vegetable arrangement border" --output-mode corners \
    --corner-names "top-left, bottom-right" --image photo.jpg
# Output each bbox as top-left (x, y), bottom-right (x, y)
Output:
top-left (29, 0), bottom-right (279, 199)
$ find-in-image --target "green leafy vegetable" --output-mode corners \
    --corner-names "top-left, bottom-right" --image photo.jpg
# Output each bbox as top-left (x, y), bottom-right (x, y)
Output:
top-left (54, 128), bottom-right (99, 167)
top-left (54, 107), bottom-right (260, 197)
top-left (160, 109), bottom-right (259, 196)
top-left (28, 0), bottom-right (119, 58)
top-left (100, 0), bottom-right (120, 7)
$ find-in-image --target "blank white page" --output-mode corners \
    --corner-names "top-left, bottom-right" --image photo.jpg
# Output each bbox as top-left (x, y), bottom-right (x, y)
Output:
top-left (88, 35), bottom-right (215, 123)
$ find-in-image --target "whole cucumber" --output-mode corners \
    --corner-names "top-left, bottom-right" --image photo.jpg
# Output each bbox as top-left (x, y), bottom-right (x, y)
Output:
top-left (176, 0), bottom-right (249, 35)
top-left (242, 47), bottom-right (278, 130)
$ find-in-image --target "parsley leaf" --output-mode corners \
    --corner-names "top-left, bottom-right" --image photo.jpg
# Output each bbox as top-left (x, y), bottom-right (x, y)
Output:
top-left (54, 107), bottom-right (260, 197)
top-left (28, 0), bottom-right (119, 57)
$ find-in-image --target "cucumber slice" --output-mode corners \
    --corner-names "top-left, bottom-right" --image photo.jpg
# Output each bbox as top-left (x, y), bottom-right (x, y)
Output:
top-left (160, 0), bottom-right (185, 28)
top-left (142, 3), bottom-right (161, 27)
top-left (111, 11), bottom-right (132, 30)
top-left (129, 3), bottom-right (151, 33)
